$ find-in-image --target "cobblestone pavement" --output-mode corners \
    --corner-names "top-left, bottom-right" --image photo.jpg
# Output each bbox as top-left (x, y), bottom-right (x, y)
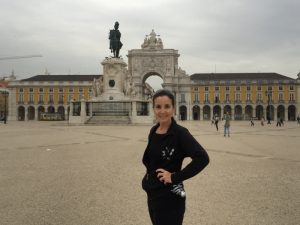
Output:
top-left (0, 121), bottom-right (299, 225)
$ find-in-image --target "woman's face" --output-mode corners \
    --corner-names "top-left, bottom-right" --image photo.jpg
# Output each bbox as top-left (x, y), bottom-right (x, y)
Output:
top-left (153, 95), bottom-right (175, 124)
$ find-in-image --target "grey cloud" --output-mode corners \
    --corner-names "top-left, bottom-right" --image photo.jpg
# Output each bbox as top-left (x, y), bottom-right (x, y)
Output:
top-left (0, 0), bottom-right (299, 78)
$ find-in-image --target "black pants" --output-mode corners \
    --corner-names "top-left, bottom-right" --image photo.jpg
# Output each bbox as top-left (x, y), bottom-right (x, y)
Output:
top-left (147, 193), bottom-right (185, 225)
top-left (215, 121), bottom-right (219, 131)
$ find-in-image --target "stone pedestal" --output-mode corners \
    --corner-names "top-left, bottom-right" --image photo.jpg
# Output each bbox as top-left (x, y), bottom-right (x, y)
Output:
top-left (99, 57), bottom-right (127, 101)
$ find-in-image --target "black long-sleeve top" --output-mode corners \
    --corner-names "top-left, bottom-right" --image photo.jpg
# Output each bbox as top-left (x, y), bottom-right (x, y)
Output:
top-left (142, 118), bottom-right (209, 198)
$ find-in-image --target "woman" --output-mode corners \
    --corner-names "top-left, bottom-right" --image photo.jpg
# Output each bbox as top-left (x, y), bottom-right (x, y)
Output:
top-left (142, 89), bottom-right (209, 225)
top-left (223, 111), bottom-right (231, 137)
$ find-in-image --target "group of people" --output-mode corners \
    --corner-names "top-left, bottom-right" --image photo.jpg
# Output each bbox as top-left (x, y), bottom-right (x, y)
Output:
top-left (211, 112), bottom-right (231, 137)
top-left (250, 116), bottom-right (287, 127)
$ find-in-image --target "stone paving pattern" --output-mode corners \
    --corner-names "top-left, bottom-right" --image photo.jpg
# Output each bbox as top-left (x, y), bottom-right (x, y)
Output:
top-left (0, 120), bottom-right (299, 225)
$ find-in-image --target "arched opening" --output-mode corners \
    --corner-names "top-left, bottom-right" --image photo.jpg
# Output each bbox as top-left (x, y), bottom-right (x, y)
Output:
top-left (266, 105), bottom-right (275, 121)
top-left (288, 105), bottom-right (296, 121)
top-left (179, 105), bottom-right (187, 120)
top-left (145, 75), bottom-right (164, 92)
top-left (256, 105), bottom-right (264, 119)
top-left (47, 106), bottom-right (55, 113)
top-left (192, 105), bottom-right (200, 120)
top-left (213, 105), bottom-right (221, 118)
top-left (67, 106), bottom-right (70, 120)
top-left (234, 105), bottom-right (243, 120)
top-left (27, 106), bottom-right (35, 120)
top-left (203, 105), bottom-right (211, 120)
top-left (58, 106), bottom-right (65, 120)
top-left (223, 105), bottom-right (232, 116)
top-left (143, 73), bottom-right (164, 100)
top-left (38, 106), bottom-right (45, 120)
top-left (277, 105), bottom-right (285, 120)
top-left (245, 105), bottom-right (253, 120)
top-left (18, 106), bottom-right (25, 121)
top-left (73, 102), bottom-right (81, 116)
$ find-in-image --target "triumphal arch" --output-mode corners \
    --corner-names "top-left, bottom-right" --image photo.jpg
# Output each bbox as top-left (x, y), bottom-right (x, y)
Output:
top-left (127, 30), bottom-right (191, 108)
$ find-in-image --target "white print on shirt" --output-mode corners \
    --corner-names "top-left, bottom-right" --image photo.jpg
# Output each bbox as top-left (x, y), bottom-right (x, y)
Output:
top-left (162, 147), bottom-right (175, 160)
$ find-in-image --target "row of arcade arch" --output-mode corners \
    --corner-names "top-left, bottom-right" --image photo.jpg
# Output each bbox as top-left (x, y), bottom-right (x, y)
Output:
top-left (17, 106), bottom-right (69, 121)
top-left (179, 104), bottom-right (297, 121)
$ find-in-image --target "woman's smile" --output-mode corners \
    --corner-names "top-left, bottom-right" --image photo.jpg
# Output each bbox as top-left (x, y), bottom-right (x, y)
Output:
top-left (153, 96), bottom-right (175, 124)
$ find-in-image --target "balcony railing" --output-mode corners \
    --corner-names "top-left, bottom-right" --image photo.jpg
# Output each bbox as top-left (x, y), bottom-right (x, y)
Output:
top-left (234, 100), bottom-right (242, 104)
top-left (246, 100), bottom-right (253, 104)
top-left (289, 100), bottom-right (296, 104)
top-left (48, 100), bottom-right (54, 104)
top-left (28, 101), bottom-right (34, 105)
top-left (58, 100), bottom-right (64, 104)
top-left (193, 100), bottom-right (200, 104)
top-left (38, 101), bottom-right (44, 105)
top-left (224, 100), bottom-right (231, 104)
top-left (256, 99), bottom-right (263, 104)
top-left (18, 101), bottom-right (24, 105)
top-left (278, 100), bottom-right (285, 104)
top-left (204, 100), bottom-right (210, 104)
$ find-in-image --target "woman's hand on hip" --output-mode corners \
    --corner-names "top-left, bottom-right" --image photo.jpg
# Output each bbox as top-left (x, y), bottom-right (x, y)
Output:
top-left (156, 168), bottom-right (172, 184)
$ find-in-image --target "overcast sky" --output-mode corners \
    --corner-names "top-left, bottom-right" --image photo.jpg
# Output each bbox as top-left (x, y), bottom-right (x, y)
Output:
top-left (0, 0), bottom-right (299, 80)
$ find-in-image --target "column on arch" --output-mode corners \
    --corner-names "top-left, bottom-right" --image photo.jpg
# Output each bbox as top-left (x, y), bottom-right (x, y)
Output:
top-left (64, 108), bottom-right (68, 120)
top-left (189, 104), bottom-right (193, 121)
top-left (35, 107), bottom-right (38, 121)
top-left (285, 107), bottom-right (288, 121)
top-left (264, 105), bottom-right (268, 120)
top-left (80, 100), bottom-right (86, 117)
top-left (242, 107), bottom-right (245, 120)
top-left (25, 106), bottom-right (28, 121)
top-left (274, 107), bottom-right (278, 121)
top-left (221, 106), bottom-right (224, 120)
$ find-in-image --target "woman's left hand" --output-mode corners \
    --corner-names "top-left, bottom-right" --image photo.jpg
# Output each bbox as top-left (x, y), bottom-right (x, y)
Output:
top-left (156, 168), bottom-right (172, 184)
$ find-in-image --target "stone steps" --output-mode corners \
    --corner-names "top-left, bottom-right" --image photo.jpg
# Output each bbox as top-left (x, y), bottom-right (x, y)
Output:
top-left (87, 115), bottom-right (131, 124)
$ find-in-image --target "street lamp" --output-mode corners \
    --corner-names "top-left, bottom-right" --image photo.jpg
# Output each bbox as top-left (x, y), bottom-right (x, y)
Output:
top-left (0, 90), bottom-right (8, 124)
top-left (265, 90), bottom-right (271, 124)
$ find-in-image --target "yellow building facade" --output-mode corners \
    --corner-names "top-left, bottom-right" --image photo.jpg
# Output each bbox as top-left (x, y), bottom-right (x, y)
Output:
top-left (7, 73), bottom-right (300, 122)
top-left (181, 73), bottom-right (299, 121)
top-left (8, 75), bottom-right (99, 121)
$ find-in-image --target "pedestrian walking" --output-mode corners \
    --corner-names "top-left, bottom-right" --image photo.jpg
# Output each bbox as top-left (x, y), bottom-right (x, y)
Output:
top-left (215, 115), bottom-right (219, 131)
top-left (250, 117), bottom-right (254, 126)
top-left (297, 115), bottom-right (300, 124)
top-left (276, 118), bottom-right (281, 127)
top-left (142, 89), bottom-right (209, 225)
top-left (223, 111), bottom-right (231, 137)
top-left (280, 118), bottom-right (284, 126)
top-left (267, 116), bottom-right (271, 124)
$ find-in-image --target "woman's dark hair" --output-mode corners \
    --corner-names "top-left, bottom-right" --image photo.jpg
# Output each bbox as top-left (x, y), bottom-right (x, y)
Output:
top-left (152, 89), bottom-right (175, 107)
